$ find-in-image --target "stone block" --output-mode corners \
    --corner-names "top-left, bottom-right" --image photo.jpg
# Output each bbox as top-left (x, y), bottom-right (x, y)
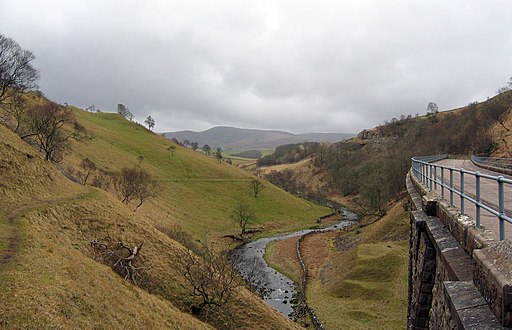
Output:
top-left (444, 281), bottom-right (504, 329)
top-left (473, 242), bottom-right (512, 327)
top-left (422, 193), bottom-right (438, 216)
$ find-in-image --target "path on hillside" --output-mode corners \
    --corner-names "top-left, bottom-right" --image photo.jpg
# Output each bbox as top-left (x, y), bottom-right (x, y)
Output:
top-left (432, 159), bottom-right (512, 240)
top-left (0, 209), bottom-right (22, 268)
top-left (0, 192), bottom-right (93, 272)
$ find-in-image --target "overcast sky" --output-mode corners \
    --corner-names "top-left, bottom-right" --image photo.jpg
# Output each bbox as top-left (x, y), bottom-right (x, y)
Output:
top-left (1, 1), bottom-right (511, 133)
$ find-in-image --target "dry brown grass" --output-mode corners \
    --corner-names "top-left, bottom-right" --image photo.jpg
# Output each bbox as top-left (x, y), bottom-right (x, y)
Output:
top-left (264, 237), bottom-right (302, 285)
top-left (0, 110), bottom-right (304, 329)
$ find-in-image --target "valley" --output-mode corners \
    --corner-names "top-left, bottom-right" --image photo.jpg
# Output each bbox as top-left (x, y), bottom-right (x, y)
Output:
top-left (1, 7), bottom-right (512, 328)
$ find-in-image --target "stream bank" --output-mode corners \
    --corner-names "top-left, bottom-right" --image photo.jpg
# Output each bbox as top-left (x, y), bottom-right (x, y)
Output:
top-left (230, 208), bottom-right (357, 320)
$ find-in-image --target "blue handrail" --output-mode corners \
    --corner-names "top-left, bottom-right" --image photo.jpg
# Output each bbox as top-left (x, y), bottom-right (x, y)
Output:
top-left (471, 155), bottom-right (512, 171)
top-left (411, 155), bottom-right (512, 240)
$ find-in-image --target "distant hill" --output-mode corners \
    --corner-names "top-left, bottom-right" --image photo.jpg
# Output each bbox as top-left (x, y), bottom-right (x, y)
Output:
top-left (164, 126), bottom-right (355, 150)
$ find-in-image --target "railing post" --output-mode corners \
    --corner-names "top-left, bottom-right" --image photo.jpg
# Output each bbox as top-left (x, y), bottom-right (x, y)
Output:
top-left (441, 167), bottom-right (445, 200)
top-left (429, 164), bottom-right (433, 191)
top-left (498, 176), bottom-right (505, 241)
top-left (425, 163), bottom-right (428, 187)
top-left (460, 169), bottom-right (465, 215)
top-left (449, 168), bottom-right (454, 207)
top-left (434, 166), bottom-right (437, 191)
top-left (475, 172), bottom-right (481, 229)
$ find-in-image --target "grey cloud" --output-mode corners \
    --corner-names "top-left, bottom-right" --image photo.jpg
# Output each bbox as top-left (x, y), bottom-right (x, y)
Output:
top-left (1, 0), bottom-right (511, 134)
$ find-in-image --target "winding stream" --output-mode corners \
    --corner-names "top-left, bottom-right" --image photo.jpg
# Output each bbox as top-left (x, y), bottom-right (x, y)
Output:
top-left (231, 208), bottom-right (357, 318)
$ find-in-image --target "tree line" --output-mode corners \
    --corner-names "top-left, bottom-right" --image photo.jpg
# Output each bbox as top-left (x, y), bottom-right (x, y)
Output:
top-left (258, 85), bottom-right (512, 215)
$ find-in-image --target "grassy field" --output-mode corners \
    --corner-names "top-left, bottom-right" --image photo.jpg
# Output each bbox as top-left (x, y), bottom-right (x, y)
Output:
top-left (0, 102), bottom-right (325, 329)
top-left (70, 108), bottom-right (329, 242)
top-left (264, 202), bottom-right (410, 329)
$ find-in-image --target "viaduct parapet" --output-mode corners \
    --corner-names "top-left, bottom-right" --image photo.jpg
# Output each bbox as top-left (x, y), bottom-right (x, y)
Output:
top-left (407, 170), bottom-right (512, 329)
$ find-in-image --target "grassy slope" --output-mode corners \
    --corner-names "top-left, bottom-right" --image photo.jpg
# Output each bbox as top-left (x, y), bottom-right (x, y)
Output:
top-left (0, 104), bottom-right (326, 328)
top-left (0, 124), bottom-right (211, 329)
top-left (69, 109), bottom-right (328, 241)
top-left (265, 202), bottom-right (409, 329)
top-left (311, 203), bottom-right (409, 329)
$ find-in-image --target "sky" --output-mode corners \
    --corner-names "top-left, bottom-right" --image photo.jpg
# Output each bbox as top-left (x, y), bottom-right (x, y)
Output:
top-left (1, 1), bottom-right (511, 134)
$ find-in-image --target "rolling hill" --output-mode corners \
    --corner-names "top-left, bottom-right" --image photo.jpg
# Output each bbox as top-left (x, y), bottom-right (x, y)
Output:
top-left (165, 126), bottom-right (355, 150)
top-left (0, 95), bottom-right (330, 329)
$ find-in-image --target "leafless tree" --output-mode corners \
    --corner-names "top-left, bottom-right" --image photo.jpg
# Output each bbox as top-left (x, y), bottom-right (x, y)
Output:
top-left (144, 115), bottom-right (155, 130)
top-left (426, 102), bottom-right (439, 124)
top-left (232, 199), bottom-right (254, 236)
top-left (202, 144), bottom-right (211, 156)
top-left (1, 93), bottom-right (27, 132)
top-left (113, 166), bottom-right (160, 211)
top-left (251, 179), bottom-right (265, 197)
top-left (0, 34), bottom-right (40, 105)
top-left (77, 158), bottom-right (96, 185)
top-left (20, 101), bottom-right (76, 162)
top-left (117, 103), bottom-right (133, 121)
top-left (173, 244), bottom-right (243, 320)
top-left (215, 147), bottom-right (223, 162)
top-left (168, 145), bottom-right (176, 156)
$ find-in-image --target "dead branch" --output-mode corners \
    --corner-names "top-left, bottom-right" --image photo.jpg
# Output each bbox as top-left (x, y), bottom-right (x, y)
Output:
top-left (90, 239), bottom-right (145, 285)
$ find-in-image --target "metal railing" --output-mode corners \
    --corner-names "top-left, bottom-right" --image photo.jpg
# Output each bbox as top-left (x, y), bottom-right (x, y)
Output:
top-left (471, 155), bottom-right (512, 171)
top-left (411, 155), bottom-right (512, 240)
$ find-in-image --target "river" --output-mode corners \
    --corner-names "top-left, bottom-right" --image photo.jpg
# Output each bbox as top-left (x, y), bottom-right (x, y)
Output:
top-left (230, 208), bottom-right (357, 318)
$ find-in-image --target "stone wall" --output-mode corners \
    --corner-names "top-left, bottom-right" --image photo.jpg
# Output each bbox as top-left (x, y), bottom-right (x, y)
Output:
top-left (407, 173), bottom-right (509, 329)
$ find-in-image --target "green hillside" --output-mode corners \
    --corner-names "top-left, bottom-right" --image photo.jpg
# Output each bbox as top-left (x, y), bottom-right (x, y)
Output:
top-left (69, 108), bottom-right (329, 241)
top-left (0, 99), bottom-right (327, 329)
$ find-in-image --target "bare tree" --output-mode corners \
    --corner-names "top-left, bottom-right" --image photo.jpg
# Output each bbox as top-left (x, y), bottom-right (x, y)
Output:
top-left (0, 34), bottom-right (40, 105)
top-left (113, 166), bottom-right (160, 211)
top-left (173, 244), bottom-right (243, 319)
top-left (202, 144), bottom-right (211, 156)
top-left (426, 102), bottom-right (439, 124)
top-left (1, 93), bottom-right (27, 132)
top-left (215, 147), bottom-right (223, 162)
top-left (251, 179), bottom-right (265, 197)
top-left (20, 101), bottom-right (76, 162)
top-left (191, 141), bottom-right (199, 151)
top-left (167, 145), bottom-right (176, 156)
top-left (144, 115), bottom-right (155, 130)
top-left (77, 158), bottom-right (96, 185)
top-left (232, 199), bottom-right (254, 236)
top-left (183, 139), bottom-right (190, 148)
top-left (117, 103), bottom-right (133, 121)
